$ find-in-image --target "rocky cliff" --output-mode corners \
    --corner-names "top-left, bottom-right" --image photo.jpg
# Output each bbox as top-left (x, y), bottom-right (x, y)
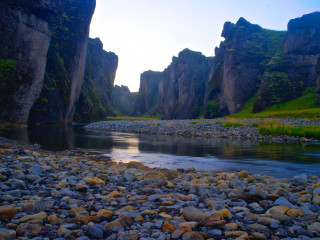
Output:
top-left (73, 38), bottom-right (118, 123)
top-left (253, 12), bottom-right (320, 112)
top-left (317, 57), bottom-right (320, 105)
top-left (0, 0), bottom-right (60, 124)
top-left (113, 85), bottom-right (137, 116)
top-left (28, 0), bottom-right (96, 125)
top-left (204, 18), bottom-right (286, 118)
top-left (156, 49), bottom-right (211, 119)
top-left (133, 70), bottom-right (161, 116)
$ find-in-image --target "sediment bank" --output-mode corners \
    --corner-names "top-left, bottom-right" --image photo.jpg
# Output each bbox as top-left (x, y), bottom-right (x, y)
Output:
top-left (85, 119), bottom-right (320, 143)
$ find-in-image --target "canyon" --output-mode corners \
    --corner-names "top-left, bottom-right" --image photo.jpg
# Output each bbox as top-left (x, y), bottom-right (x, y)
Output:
top-left (0, 2), bottom-right (319, 124)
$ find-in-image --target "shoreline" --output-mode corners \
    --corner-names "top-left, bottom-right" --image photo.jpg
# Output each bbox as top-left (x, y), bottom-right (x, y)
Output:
top-left (85, 118), bottom-right (320, 143)
top-left (0, 142), bottom-right (320, 239)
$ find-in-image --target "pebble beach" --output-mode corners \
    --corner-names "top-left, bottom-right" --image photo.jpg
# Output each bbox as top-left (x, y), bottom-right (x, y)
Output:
top-left (84, 119), bottom-right (320, 143)
top-left (0, 141), bottom-right (320, 240)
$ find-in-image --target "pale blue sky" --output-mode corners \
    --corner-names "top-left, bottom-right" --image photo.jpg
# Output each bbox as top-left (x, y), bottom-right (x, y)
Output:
top-left (90, 0), bottom-right (320, 92)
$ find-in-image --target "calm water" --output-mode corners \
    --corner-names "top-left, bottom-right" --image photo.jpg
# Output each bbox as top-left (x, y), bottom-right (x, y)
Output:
top-left (1, 125), bottom-right (320, 178)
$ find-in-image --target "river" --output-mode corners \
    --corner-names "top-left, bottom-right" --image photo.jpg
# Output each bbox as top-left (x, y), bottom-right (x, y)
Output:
top-left (1, 125), bottom-right (320, 178)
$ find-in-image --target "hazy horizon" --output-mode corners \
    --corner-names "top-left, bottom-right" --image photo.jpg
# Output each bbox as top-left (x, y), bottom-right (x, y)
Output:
top-left (90, 0), bottom-right (320, 92)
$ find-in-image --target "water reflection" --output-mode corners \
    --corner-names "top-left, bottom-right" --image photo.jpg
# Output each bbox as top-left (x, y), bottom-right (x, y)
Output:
top-left (1, 125), bottom-right (320, 177)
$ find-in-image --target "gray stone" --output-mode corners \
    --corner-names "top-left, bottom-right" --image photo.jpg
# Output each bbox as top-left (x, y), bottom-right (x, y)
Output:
top-left (274, 197), bottom-right (295, 208)
top-left (82, 225), bottom-right (104, 239)
top-left (307, 222), bottom-right (320, 233)
top-left (60, 188), bottom-right (78, 198)
top-left (30, 164), bottom-right (42, 176)
top-left (294, 174), bottom-right (308, 186)
top-left (0, 228), bottom-right (16, 240)
top-left (181, 207), bottom-right (205, 222)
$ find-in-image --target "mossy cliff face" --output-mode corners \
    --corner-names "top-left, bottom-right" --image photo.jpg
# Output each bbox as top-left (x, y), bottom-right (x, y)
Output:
top-left (253, 12), bottom-right (320, 112)
top-left (28, 0), bottom-right (96, 125)
top-left (133, 70), bottom-right (161, 116)
top-left (0, 0), bottom-right (60, 124)
top-left (73, 38), bottom-right (118, 123)
top-left (112, 85), bottom-right (137, 116)
top-left (156, 49), bottom-right (211, 119)
top-left (204, 18), bottom-right (285, 118)
top-left (317, 57), bottom-right (320, 105)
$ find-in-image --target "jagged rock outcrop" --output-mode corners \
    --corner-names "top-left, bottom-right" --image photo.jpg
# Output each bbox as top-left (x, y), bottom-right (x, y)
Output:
top-left (28, 0), bottom-right (96, 125)
top-left (113, 85), bottom-right (137, 116)
top-left (317, 57), bottom-right (320, 105)
top-left (156, 49), bottom-right (211, 119)
top-left (0, 0), bottom-right (60, 125)
top-left (253, 12), bottom-right (320, 112)
top-left (133, 70), bottom-right (161, 116)
top-left (73, 38), bottom-right (118, 123)
top-left (204, 18), bottom-right (285, 118)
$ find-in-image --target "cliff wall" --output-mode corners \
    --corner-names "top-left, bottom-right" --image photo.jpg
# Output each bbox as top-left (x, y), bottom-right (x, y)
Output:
top-left (28, 0), bottom-right (96, 125)
top-left (74, 38), bottom-right (118, 123)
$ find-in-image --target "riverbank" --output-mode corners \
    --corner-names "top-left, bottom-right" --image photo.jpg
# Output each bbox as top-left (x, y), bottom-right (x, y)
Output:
top-left (85, 118), bottom-right (320, 143)
top-left (0, 142), bottom-right (320, 239)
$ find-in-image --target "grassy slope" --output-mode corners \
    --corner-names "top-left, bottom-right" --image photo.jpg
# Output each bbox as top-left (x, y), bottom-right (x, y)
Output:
top-left (231, 88), bottom-right (320, 119)
top-left (106, 116), bottom-right (157, 121)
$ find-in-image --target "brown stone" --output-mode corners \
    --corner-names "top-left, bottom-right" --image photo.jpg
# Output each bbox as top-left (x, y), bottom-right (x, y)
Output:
top-left (225, 222), bottom-right (238, 230)
top-left (287, 208), bottom-right (303, 217)
top-left (108, 191), bottom-right (125, 198)
top-left (172, 228), bottom-right (187, 239)
top-left (97, 209), bottom-right (113, 218)
top-left (71, 216), bottom-right (102, 225)
top-left (165, 170), bottom-right (180, 179)
top-left (104, 221), bottom-right (123, 231)
top-left (266, 206), bottom-right (289, 215)
top-left (69, 207), bottom-right (87, 216)
top-left (143, 171), bottom-right (167, 180)
top-left (47, 214), bottom-right (63, 225)
top-left (0, 205), bottom-right (16, 221)
top-left (220, 209), bottom-right (232, 218)
top-left (5, 223), bottom-right (17, 229)
top-left (115, 206), bottom-right (135, 215)
top-left (127, 161), bottom-right (144, 168)
top-left (56, 179), bottom-right (68, 189)
top-left (116, 216), bottom-right (132, 227)
top-left (200, 220), bottom-right (226, 228)
top-left (237, 170), bottom-right (249, 178)
top-left (141, 210), bottom-right (157, 215)
top-left (162, 221), bottom-right (175, 231)
top-left (182, 231), bottom-right (204, 240)
top-left (109, 164), bottom-right (127, 171)
top-left (26, 224), bottom-right (43, 237)
top-left (86, 176), bottom-right (105, 186)
top-left (19, 212), bottom-right (47, 223)
top-left (224, 231), bottom-right (248, 238)
top-left (252, 232), bottom-right (268, 240)
top-left (137, 166), bottom-right (151, 172)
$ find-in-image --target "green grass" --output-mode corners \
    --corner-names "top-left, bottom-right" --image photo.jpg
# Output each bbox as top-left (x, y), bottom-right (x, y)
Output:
top-left (106, 116), bottom-right (157, 121)
top-left (223, 119), bottom-right (245, 128)
top-left (231, 87), bottom-right (320, 119)
top-left (258, 121), bottom-right (320, 139)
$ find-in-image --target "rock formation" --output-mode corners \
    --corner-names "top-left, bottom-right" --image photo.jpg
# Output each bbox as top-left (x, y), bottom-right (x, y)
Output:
top-left (0, 0), bottom-right (60, 124)
top-left (317, 57), bottom-right (320, 105)
top-left (133, 70), bottom-right (161, 116)
top-left (73, 38), bottom-right (118, 123)
top-left (113, 85), bottom-right (137, 116)
top-left (204, 18), bottom-right (285, 118)
top-left (28, 0), bottom-right (96, 125)
top-left (253, 12), bottom-right (320, 112)
top-left (156, 49), bottom-right (211, 119)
